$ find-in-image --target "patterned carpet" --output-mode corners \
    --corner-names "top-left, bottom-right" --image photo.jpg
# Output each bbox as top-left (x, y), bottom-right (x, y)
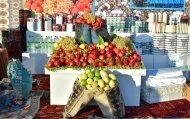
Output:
top-left (32, 75), bottom-right (190, 118)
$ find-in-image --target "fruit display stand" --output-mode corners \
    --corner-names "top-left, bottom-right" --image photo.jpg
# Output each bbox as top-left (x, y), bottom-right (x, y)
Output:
top-left (22, 31), bottom-right (151, 74)
top-left (45, 68), bottom-right (146, 106)
top-left (22, 31), bottom-right (75, 74)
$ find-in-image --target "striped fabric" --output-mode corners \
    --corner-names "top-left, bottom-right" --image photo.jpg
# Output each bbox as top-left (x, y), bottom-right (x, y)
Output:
top-left (0, 48), bottom-right (9, 80)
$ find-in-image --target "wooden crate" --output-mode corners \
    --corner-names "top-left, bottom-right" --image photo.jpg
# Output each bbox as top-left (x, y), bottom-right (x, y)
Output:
top-left (185, 83), bottom-right (190, 101)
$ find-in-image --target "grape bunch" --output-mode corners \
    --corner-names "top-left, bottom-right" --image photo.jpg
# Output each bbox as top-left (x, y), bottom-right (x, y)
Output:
top-left (112, 37), bottom-right (133, 49)
top-left (54, 36), bottom-right (78, 51)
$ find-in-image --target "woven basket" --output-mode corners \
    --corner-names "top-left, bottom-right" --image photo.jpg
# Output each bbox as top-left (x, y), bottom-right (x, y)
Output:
top-left (0, 48), bottom-right (9, 80)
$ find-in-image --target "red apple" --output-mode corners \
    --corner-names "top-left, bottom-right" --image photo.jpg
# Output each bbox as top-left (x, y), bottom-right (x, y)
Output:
top-left (116, 61), bottom-right (122, 66)
top-left (58, 47), bottom-right (63, 52)
top-left (92, 62), bottom-right (98, 67)
top-left (80, 57), bottom-right (85, 62)
top-left (75, 53), bottom-right (82, 59)
top-left (82, 62), bottom-right (88, 67)
top-left (83, 52), bottom-right (88, 57)
top-left (47, 61), bottom-right (54, 68)
top-left (137, 56), bottom-right (141, 62)
top-left (129, 62), bottom-right (134, 67)
top-left (121, 49), bottom-right (126, 54)
top-left (65, 50), bottom-right (71, 56)
top-left (70, 61), bottom-right (76, 66)
top-left (106, 52), bottom-right (113, 58)
top-left (54, 60), bottom-right (61, 67)
top-left (125, 46), bottom-right (131, 52)
top-left (76, 62), bottom-right (82, 66)
top-left (99, 49), bottom-right (106, 54)
top-left (89, 53), bottom-right (98, 59)
top-left (105, 47), bottom-right (109, 52)
top-left (88, 57), bottom-right (94, 63)
top-left (65, 59), bottom-right (71, 65)
top-left (74, 58), bottom-right (80, 63)
top-left (99, 55), bottom-right (106, 60)
top-left (59, 58), bottom-right (65, 63)
top-left (118, 52), bottom-right (125, 58)
top-left (52, 53), bottom-right (59, 58)
top-left (107, 61), bottom-right (115, 66)
top-left (51, 57), bottom-right (57, 62)
top-left (77, 47), bottom-right (81, 51)
top-left (98, 62), bottom-right (105, 67)
top-left (114, 56), bottom-right (120, 60)
top-left (123, 59), bottom-right (129, 66)
top-left (108, 44), bottom-right (114, 49)
top-left (59, 52), bottom-right (65, 57)
top-left (134, 62), bottom-right (140, 67)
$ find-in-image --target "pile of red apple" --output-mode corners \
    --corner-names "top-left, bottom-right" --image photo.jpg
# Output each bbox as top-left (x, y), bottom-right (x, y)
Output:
top-left (76, 14), bottom-right (106, 29)
top-left (47, 43), bottom-right (142, 69)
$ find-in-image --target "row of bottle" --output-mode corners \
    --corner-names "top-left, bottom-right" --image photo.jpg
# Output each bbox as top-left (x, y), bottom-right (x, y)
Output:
top-left (27, 13), bottom-right (76, 32)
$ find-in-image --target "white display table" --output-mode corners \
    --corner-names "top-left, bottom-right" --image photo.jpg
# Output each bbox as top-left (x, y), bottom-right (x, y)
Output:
top-left (45, 68), bottom-right (146, 106)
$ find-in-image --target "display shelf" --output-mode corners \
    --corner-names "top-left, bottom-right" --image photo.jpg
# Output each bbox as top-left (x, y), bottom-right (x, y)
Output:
top-left (45, 68), bottom-right (146, 106)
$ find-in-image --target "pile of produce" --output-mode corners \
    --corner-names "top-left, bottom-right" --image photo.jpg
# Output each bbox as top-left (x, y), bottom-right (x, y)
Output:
top-left (78, 69), bottom-right (117, 91)
top-left (24, 0), bottom-right (45, 13)
top-left (54, 36), bottom-right (78, 51)
top-left (43, 0), bottom-right (74, 14)
top-left (71, 0), bottom-right (93, 14)
top-left (46, 36), bottom-right (143, 70)
top-left (76, 14), bottom-right (106, 29)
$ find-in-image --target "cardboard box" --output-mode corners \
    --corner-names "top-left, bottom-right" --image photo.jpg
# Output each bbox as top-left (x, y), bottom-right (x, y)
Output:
top-left (184, 83), bottom-right (190, 101)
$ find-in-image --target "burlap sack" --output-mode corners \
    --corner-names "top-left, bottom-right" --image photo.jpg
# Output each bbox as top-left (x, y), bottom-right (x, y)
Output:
top-left (94, 85), bottom-right (125, 118)
top-left (75, 23), bottom-right (92, 44)
top-left (75, 23), bottom-right (110, 44)
top-left (63, 80), bottom-right (97, 118)
top-left (91, 26), bottom-right (110, 44)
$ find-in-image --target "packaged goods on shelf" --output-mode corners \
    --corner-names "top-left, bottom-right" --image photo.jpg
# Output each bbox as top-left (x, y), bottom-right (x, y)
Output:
top-left (106, 14), bottom-right (148, 33)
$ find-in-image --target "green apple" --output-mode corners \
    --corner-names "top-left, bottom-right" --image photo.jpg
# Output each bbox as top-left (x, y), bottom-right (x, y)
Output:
top-left (109, 80), bottom-right (116, 88)
top-left (87, 78), bottom-right (93, 85)
top-left (79, 44), bottom-right (86, 49)
top-left (95, 70), bottom-right (101, 77)
top-left (108, 74), bottom-right (117, 80)
top-left (78, 74), bottom-right (83, 80)
top-left (104, 42), bottom-right (109, 46)
top-left (88, 72), bottom-right (95, 78)
top-left (102, 76), bottom-right (110, 84)
top-left (93, 76), bottom-right (100, 82)
top-left (98, 79), bottom-right (105, 88)
top-left (85, 69), bottom-right (91, 74)
top-left (81, 74), bottom-right (88, 80)
top-left (104, 85), bottom-right (110, 91)
top-left (86, 84), bottom-right (93, 90)
top-left (80, 80), bottom-right (87, 86)
top-left (100, 70), bottom-right (108, 77)
top-left (98, 87), bottom-right (104, 92)
top-left (92, 82), bottom-right (98, 89)
top-left (100, 44), bottom-right (105, 50)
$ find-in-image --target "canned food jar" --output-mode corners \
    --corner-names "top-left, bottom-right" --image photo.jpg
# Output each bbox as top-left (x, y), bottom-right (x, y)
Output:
top-left (56, 13), bottom-right (63, 25)
top-left (27, 18), bottom-right (35, 31)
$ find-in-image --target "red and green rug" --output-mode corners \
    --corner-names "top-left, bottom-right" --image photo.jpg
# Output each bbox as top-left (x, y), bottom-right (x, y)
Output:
top-left (33, 75), bottom-right (190, 119)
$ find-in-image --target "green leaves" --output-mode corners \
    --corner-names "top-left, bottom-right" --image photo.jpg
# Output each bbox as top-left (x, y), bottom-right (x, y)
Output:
top-left (98, 36), bottom-right (104, 45)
